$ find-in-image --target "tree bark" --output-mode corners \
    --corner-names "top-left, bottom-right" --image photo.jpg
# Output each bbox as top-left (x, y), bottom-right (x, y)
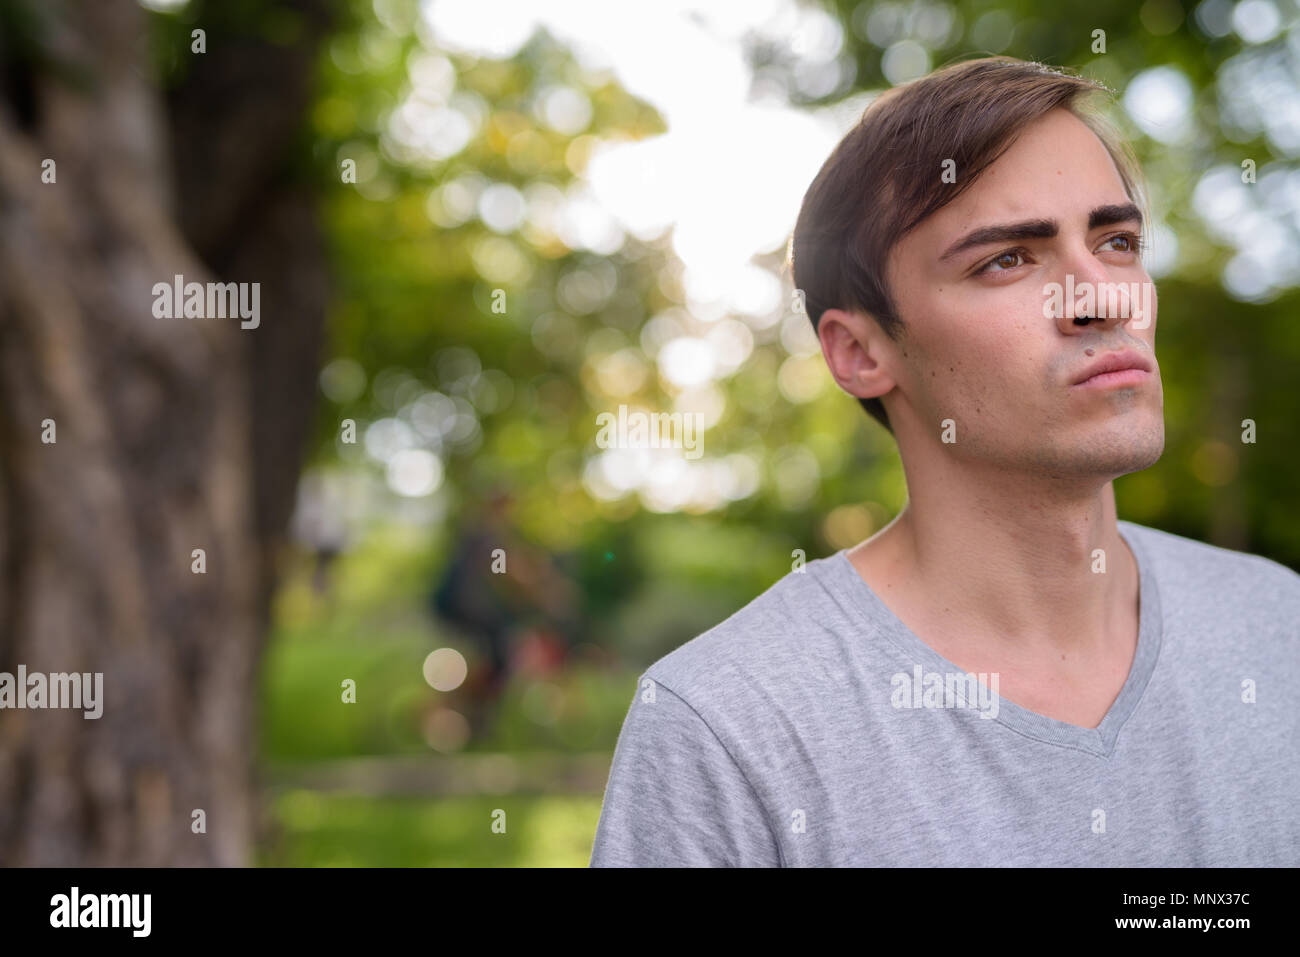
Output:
top-left (0, 0), bottom-right (329, 865)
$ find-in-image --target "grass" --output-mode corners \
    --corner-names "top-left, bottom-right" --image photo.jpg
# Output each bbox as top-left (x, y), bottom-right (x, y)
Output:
top-left (258, 791), bottom-right (604, 867)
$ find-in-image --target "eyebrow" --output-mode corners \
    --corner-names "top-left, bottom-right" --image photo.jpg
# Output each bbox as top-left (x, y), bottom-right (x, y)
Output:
top-left (938, 203), bottom-right (1144, 262)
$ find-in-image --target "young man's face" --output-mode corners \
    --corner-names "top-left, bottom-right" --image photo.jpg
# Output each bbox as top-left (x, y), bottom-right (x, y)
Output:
top-left (883, 107), bottom-right (1164, 481)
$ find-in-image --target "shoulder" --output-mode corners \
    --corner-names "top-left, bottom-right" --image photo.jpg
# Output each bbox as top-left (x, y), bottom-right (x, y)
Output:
top-left (1121, 520), bottom-right (1300, 597)
top-left (1120, 520), bottom-right (1300, 637)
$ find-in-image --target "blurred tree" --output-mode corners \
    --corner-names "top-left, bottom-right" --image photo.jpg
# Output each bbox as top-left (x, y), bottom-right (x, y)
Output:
top-left (0, 0), bottom-right (332, 864)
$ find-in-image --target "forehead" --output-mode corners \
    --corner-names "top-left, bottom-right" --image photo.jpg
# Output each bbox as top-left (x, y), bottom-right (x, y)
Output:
top-left (905, 109), bottom-right (1131, 252)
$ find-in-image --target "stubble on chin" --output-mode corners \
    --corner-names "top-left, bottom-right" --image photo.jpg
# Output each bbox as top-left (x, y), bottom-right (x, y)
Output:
top-left (1026, 417), bottom-right (1166, 481)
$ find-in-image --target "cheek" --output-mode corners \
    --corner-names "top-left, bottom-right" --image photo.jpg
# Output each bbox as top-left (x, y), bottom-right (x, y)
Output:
top-left (925, 297), bottom-right (1033, 370)
top-left (926, 312), bottom-right (1051, 417)
top-left (905, 317), bottom-right (1001, 414)
top-left (898, 281), bottom-right (1048, 410)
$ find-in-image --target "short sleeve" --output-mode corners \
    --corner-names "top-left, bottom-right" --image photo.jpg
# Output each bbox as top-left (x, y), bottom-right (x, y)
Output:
top-left (589, 676), bottom-right (784, 867)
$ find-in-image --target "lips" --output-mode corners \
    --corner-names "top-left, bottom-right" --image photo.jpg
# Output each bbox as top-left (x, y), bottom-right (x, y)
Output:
top-left (1071, 349), bottom-right (1154, 386)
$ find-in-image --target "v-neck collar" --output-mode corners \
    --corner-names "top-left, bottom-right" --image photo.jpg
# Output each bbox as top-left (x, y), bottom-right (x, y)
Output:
top-left (830, 520), bottom-right (1163, 758)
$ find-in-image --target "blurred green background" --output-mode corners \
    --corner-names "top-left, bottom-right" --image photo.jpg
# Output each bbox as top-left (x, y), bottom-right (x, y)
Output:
top-left (138, 0), bottom-right (1300, 865)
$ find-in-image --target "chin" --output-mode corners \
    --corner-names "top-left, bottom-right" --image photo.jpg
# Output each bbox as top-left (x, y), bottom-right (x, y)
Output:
top-left (1015, 411), bottom-right (1164, 479)
top-left (1078, 417), bottom-right (1165, 477)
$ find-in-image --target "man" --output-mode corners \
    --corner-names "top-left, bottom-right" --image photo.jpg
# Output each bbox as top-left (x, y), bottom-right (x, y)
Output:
top-left (589, 57), bottom-right (1300, 866)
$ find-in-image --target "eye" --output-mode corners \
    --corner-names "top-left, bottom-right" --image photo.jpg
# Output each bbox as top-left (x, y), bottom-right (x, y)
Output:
top-left (974, 248), bottom-right (1028, 274)
top-left (1102, 231), bottom-right (1146, 255)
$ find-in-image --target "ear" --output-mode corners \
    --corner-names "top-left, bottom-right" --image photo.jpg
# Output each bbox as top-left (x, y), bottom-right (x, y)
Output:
top-left (815, 308), bottom-right (897, 403)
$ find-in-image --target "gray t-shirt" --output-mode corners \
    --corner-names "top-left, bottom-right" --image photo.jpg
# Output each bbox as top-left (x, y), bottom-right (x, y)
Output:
top-left (589, 520), bottom-right (1300, 866)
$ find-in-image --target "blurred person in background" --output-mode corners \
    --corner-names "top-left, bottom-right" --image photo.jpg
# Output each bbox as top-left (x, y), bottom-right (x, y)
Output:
top-left (429, 485), bottom-right (582, 739)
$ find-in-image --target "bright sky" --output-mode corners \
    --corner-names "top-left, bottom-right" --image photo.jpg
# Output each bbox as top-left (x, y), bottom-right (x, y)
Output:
top-left (419, 0), bottom-right (862, 296)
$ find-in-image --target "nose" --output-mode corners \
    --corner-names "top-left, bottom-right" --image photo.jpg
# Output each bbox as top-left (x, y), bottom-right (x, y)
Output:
top-left (1050, 242), bottom-right (1144, 337)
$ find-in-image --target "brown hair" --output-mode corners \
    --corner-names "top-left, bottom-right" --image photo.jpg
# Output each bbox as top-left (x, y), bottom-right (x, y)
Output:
top-left (788, 56), bottom-right (1146, 433)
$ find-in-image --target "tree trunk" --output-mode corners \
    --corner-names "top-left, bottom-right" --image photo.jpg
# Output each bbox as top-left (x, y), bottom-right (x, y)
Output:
top-left (0, 0), bottom-right (329, 865)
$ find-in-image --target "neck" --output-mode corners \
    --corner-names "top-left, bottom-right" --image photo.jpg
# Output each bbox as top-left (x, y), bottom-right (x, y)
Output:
top-left (864, 449), bottom-right (1138, 660)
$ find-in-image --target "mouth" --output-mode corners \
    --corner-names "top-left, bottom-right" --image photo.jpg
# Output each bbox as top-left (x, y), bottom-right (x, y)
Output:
top-left (1071, 349), bottom-right (1154, 389)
